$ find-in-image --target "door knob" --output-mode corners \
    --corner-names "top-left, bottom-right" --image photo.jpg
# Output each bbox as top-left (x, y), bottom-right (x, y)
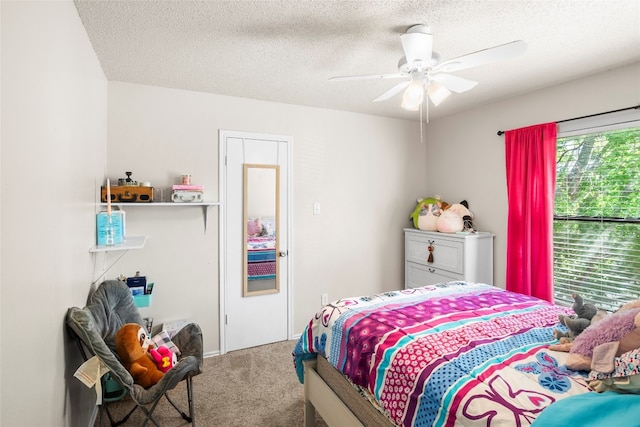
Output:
top-left (279, 251), bottom-right (288, 257)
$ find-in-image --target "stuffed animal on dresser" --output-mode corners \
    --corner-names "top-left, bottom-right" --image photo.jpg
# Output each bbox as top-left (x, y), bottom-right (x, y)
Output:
top-left (436, 200), bottom-right (473, 233)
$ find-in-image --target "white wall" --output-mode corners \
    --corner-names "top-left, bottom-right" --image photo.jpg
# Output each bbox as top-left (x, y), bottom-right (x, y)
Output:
top-left (423, 61), bottom-right (640, 288)
top-left (106, 81), bottom-right (429, 355)
top-left (1, 1), bottom-right (107, 426)
top-left (104, 62), bottom-right (640, 358)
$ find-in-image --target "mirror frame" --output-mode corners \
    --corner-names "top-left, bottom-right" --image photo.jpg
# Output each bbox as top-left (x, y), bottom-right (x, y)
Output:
top-left (243, 163), bottom-right (280, 297)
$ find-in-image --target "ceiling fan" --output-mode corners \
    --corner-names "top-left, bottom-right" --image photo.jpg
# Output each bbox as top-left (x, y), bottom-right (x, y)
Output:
top-left (330, 24), bottom-right (527, 111)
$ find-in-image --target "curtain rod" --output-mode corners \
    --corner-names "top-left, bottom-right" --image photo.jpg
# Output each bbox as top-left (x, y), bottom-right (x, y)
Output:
top-left (496, 105), bottom-right (640, 136)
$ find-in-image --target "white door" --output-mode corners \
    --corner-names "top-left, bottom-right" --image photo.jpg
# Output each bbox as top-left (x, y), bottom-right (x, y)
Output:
top-left (220, 130), bottom-right (291, 352)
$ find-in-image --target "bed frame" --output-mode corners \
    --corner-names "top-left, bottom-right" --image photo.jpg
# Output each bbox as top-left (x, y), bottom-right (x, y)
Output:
top-left (303, 357), bottom-right (393, 427)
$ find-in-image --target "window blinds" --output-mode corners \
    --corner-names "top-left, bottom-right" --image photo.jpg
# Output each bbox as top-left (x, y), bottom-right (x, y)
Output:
top-left (553, 109), bottom-right (640, 311)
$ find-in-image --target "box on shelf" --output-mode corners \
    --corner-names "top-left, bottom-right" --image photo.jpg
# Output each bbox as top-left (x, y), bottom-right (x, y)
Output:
top-left (171, 184), bottom-right (204, 203)
top-left (172, 184), bottom-right (204, 191)
top-left (101, 185), bottom-right (154, 203)
top-left (171, 190), bottom-right (203, 203)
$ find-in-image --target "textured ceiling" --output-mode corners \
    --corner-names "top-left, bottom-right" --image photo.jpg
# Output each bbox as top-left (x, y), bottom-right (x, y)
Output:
top-left (74, 0), bottom-right (640, 121)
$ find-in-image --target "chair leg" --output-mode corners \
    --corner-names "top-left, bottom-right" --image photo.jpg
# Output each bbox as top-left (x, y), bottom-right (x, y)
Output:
top-left (187, 375), bottom-right (195, 427)
top-left (103, 401), bottom-right (138, 427)
top-left (164, 376), bottom-right (195, 425)
top-left (139, 399), bottom-right (162, 427)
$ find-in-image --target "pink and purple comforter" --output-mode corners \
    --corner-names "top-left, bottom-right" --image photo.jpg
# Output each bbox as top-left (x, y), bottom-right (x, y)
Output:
top-left (293, 281), bottom-right (592, 426)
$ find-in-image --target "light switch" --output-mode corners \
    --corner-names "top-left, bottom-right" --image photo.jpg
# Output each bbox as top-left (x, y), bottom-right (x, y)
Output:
top-left (313, 202), bottom-right (321, 215)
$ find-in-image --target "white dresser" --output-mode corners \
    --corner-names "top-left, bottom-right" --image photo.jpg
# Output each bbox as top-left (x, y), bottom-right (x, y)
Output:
top-left (404, 228), bottom-right (494, 289)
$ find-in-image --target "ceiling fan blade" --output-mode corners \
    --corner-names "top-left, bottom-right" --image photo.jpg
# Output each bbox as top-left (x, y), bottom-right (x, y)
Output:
top-left (400, 31), bottom-right (434, 65)
top-left (431, 73), bottom-right (478, 93)
top-left (373, 80), bottom-right (411, 102)
top-left (436, 40), bottom-right (527, 73)
top-left (329, 73), bottom-right (405, 81)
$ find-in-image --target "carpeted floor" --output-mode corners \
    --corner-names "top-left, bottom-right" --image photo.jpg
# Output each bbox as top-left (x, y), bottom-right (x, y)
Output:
top-left (95, 340), bottom-right (328, 426)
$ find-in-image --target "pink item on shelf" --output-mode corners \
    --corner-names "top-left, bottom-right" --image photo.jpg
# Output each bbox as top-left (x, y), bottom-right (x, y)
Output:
top-left (172, 184), bottom-right (204, 191)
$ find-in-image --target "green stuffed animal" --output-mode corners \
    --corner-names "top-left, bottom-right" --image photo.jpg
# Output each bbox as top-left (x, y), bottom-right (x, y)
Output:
top-left (410, 197), bottom-right (443, 229)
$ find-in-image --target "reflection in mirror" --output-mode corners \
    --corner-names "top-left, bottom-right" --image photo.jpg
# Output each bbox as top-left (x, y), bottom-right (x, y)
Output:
top-left (244, 164), bottom-right (279, 296)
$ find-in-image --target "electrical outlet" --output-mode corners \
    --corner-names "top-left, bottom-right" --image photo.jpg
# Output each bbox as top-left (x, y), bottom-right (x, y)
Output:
top-left (321, 293), bottom-right (329, 306)
top-left (313, 202), bottom-right (321, 215)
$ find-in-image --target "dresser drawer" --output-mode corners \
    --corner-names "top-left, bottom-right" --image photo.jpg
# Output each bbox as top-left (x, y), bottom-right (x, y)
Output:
top-left (405, 233), bottom-right (464, 275)
top-left (406, 261), bottom-right (461, 288)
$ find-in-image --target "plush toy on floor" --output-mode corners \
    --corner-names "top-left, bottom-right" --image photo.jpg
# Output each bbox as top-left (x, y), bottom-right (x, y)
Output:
top-left (553, 294), bottom-right (602, 342)
top-left (115, 323), bottom-right (164, 388)
top-left (149, 345), bottom-right (177, 373)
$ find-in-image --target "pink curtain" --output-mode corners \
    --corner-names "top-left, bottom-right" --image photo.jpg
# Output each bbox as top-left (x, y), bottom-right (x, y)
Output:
top-left (505, 122), bottom-right (557, 302)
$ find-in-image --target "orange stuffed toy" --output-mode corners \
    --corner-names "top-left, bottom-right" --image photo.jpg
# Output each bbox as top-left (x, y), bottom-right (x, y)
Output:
top-left (115, 323), bottom-right (164, 388)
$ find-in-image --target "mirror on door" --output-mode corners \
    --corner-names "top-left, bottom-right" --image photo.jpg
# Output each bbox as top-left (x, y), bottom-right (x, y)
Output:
top-left (243, 164), bottom-right (280, 296)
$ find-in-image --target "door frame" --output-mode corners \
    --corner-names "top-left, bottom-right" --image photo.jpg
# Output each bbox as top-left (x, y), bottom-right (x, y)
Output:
top-left (218, 129), bottom-right (294, 354)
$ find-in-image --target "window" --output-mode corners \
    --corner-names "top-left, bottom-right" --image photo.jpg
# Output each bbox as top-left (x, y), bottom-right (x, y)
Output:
top-left (553, 109), bottom-right (640, 311)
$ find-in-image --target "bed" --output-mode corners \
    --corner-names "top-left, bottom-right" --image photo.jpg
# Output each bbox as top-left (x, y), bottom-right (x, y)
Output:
top-left (293, 281), bottom-right (595, 427)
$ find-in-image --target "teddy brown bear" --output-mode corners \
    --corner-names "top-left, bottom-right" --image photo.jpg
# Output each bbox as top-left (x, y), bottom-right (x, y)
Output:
top-left (115, 323), bottom-right (164, 388)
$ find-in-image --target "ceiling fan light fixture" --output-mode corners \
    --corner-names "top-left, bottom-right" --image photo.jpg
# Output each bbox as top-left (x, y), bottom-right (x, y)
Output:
top-left (329, 25), bottom-right (525, 113)
top-left (400, 25), bottom-right (433, 64)
top-left (401, 80), bottom-right (424, 111)
top-left (427, 81), bottom-right (451, 106)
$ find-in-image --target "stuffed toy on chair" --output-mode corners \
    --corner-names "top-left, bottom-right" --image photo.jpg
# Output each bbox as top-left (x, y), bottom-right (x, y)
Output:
top-left (115, 323), bottom-right (164, 388)
top-left (149, 345), bottom-right (177, 373)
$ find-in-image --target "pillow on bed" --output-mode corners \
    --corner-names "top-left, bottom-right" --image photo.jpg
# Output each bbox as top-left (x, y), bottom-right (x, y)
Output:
top-left (588, 348), bottom-right (640, 393)
top-left (588, 348), bottom-right (640, 379)
top-left (151, 330), bottom-right (181, 356)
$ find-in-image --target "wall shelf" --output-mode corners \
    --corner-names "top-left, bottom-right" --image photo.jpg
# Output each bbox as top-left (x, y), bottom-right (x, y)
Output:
top-left (90, 235), bottom-right (147, 253)
top-left (99, 202), bottom-right (220, 231)
top-left (100, 202), bottom-right (220, 208)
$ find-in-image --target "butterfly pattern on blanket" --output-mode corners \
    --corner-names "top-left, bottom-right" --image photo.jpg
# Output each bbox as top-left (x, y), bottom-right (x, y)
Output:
top-left (293, 282), bottom-right (592, 427)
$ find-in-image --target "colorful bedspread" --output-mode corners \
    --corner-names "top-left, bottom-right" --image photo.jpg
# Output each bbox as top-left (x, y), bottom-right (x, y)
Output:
top-left (247, 236), bottom-right (276, 280)
top-left (293, 281), bottom-right (592, 427)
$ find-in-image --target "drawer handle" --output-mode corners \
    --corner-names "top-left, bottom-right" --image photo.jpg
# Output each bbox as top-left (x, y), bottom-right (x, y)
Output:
top-left (427, 242), bottom-right (434, 263)
top-left (428, 268), bottom-right (435, 273)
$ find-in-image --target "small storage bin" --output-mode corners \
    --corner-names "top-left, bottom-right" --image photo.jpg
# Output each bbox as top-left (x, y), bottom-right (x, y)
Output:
top-left (133, 294), bottom-right (152, 308)
top-left (103, 373), bottom-right (126, 402)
